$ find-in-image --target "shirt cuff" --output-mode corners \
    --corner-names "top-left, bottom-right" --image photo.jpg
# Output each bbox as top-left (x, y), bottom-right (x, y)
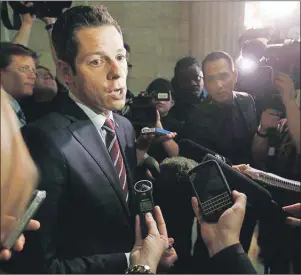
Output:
top-left (125, 252), bottom-right (130, 267)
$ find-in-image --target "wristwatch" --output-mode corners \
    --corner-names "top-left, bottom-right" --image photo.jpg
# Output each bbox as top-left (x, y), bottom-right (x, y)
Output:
top-left (256, 129), bottom-right (268, 138)
top-left (125, 264), bottom-right (154, 274)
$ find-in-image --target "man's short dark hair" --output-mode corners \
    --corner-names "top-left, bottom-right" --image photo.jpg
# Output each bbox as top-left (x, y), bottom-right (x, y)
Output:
top-left (124, 43), bottom-right (130, 54)
top-left (52, 5), bottom-right (122, 73)
top-left (202, 51), bottom-right (235, 74)
top-left (146, 78), bottom-right (175, 98)
top-left (0, 42), bottom-right (38, 69)
top-left (174, 56), bottom-right (200, 77)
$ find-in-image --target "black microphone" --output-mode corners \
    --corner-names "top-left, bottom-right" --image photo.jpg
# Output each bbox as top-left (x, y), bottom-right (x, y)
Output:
top-left (142, 156), bottom-right (160, 180)
top-left (202, 153), bottom-right (289, 222)
top-left (179, 139), bottom-right (233, 166)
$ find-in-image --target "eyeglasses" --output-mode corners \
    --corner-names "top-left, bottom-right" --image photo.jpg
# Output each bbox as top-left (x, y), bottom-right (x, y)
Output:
top-left (18, 66), bottom-right (37, 75)
top-left (37, 73), bottom-right (54, 80)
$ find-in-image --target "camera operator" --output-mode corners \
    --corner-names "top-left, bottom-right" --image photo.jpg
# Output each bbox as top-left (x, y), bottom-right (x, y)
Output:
top-left (11, 2), bottom-right (68, 94)
top-left (252, 73), bottom-right (301, 274)
top-left (10, 2), bottom-right (69, 123)
top-left (252, 73), bottom-right (300, 179)
top-left (144, 78), bottom-right (181, 163)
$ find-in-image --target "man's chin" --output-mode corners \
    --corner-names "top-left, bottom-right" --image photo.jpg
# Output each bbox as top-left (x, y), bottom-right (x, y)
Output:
top-left (110, 99), bottom-right (126, 111)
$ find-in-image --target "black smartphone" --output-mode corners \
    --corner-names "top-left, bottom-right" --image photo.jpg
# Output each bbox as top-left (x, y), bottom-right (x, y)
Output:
top-left (188, 160), bottom-right (234, 223)
top-left (0, 190), bottom-right (46, 250)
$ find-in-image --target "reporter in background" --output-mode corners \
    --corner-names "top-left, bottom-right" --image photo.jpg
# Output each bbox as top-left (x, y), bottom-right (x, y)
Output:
top-left (11, 2), bottom-right (68, 93)
top-left (192, 191), bottom-right (257, 274)
top-left (252, 72), bottom-right (300, 180)
top-left (145, 78), bottom-right (181, 162)
top-left (252, 73), bottom-right (301, 273)
top-left (0, 89), bottom-right (40, 263)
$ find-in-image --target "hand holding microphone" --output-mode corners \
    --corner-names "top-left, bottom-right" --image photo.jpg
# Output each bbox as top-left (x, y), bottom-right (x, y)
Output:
top-left (129, 206), bottom-right (177, 274)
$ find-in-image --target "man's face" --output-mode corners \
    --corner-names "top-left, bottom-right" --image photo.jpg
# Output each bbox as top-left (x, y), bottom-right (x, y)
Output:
top-left (1, 55), bottom-right (36, 99)
top-left (177, 64), bottom-right (204, 97)
top-left (203, 58), bottom-right (237, 103)
top-left (63, 26), bottom-right (127, 113)
top-left (35, 68), bottom-right (58, 96)
top-left (151, 91), bottom-right (174, 117)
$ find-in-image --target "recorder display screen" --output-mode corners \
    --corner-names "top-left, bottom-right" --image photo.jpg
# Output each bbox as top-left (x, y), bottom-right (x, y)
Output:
top-left (140, 200), bottom-right (153, 211)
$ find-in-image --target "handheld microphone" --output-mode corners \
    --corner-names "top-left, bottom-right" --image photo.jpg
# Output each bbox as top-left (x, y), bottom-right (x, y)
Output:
top-left (179, 139), bottom-right (232, 166)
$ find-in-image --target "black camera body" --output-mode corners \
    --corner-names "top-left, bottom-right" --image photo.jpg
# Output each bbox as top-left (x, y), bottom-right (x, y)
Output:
top-left (129, 92), bottom-right (157, 128)
top-left (126, 89), bottom-right (170, 131)
top-left (237, 39), bottom-right (300, 112)
top-left (1, 1), bottom-right (72, 30)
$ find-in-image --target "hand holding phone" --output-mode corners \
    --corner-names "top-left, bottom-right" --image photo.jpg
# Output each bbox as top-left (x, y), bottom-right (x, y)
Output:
top-left (0, 219), bottom-right (40, 261)
top-left (141, 127), bottom-right (173, 136)
top-left (191, 190), bottom-right (247, 257)
top-left (0, 190), bottom-right (46, 251)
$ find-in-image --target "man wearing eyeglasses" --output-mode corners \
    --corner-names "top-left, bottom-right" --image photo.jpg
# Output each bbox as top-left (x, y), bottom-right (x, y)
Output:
top-left (0, 42), bottom-right (38, 127)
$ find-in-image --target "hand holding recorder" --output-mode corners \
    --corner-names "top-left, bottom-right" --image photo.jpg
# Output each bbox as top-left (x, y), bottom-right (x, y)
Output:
top-left (129, 206), bottom-right (177, 274)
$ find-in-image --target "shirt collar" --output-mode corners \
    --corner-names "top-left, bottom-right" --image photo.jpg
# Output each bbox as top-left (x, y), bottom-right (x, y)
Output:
top-left (5, 92), bottom-right (21, 114)
top-left (68, 92), bottom-right (114, 130)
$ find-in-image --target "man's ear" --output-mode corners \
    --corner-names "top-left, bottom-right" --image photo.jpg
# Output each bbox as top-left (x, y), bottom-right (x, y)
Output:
top-left (57, 60), bottom-right (73, 86)
top-left (171, 99), bottom-right (175, 108)
top-left (233, 69), bottom-right (238, 84)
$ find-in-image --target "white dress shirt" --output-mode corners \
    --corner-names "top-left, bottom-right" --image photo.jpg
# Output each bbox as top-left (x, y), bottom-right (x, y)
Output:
top-left (69, 92), bottom-right (114, 143)
top-left (68, 92), bottom-right (131, 266)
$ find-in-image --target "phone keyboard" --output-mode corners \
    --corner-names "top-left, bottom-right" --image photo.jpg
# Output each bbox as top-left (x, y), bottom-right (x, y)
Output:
top-left (201, 192), bottom-right (232, 215)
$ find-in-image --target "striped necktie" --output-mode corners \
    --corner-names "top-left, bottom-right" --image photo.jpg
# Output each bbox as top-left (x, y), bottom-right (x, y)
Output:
top-left (17, 109), bottom-right (26, 126)
top-left (103, 119), bottom-right (129, 202)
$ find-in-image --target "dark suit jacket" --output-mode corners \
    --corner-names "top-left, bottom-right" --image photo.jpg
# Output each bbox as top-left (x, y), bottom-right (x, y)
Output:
top-left (3, 93), bottom-right (137, 274)
top-left (211, 244), bottom-right (257, 274)
top-left (180, 91), bottom-right (258, 164)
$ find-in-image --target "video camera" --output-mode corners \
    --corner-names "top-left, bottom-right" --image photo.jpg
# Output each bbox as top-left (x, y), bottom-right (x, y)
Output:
top-left (125, 89), bottom-right (170, 133)
top-left (1, 1), bottom-right (72, 30)
top-left (237, 38), bottom-right (300, 111)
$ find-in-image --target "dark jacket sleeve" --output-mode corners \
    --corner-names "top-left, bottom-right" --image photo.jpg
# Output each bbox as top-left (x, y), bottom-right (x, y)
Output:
top-left (3, 125), bottom-right (127, 274)
top-left (210, 243), bottom-right (257, 274)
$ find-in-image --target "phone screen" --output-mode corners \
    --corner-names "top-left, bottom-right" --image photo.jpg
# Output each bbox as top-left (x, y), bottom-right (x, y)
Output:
top-left (189, 161), bottom-right (233, 222)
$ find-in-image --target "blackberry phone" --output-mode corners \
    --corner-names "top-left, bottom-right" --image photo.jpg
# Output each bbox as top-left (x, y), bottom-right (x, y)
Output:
top-left (188, 160), bottom-right (234, 223)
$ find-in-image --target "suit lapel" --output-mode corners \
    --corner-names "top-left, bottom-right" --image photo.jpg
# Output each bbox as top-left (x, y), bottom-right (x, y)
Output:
top-left (234, 92), bottom-right (254, 133)
top-left (55, 94), bottom-right (131, 218)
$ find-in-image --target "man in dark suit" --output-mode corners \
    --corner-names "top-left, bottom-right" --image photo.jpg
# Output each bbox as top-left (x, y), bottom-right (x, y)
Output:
top-left (180, 52), bottom-right (258, 265)
top-left (0, 5), bottom-right (172, 274)
top-left (181, 51), bottom-right (258, 165)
